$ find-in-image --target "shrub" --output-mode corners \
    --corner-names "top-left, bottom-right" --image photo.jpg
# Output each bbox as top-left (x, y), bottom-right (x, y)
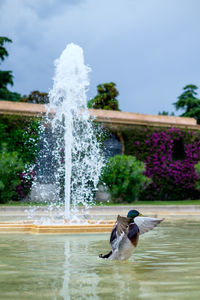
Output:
top-left (101, 155), bottom-right (150, 202)
top-left (0, 146), bottom-right (24, 203)
top-left (195, 162), bottom-right (200, 190)
top-left (0, 115), bottom-right (39, 164)
top-left (0, 115), bottom-right (40, 201)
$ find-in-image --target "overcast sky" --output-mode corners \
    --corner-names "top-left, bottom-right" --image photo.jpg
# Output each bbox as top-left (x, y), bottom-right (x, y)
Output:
top-left (1, 0), bottom-right (200, 115)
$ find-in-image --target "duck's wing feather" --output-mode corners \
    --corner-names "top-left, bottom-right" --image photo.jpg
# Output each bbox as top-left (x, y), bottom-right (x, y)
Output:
top-left (115, 215), bottom-right (132, 235)
top-left (134, 216), bottom-right (163, 235)
top-left (110, 215), bottom-right (132, 250)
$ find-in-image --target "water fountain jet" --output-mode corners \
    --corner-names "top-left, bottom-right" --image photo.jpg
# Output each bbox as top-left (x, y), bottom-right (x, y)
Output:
top-left (41, 43), bottom-right (104, 222)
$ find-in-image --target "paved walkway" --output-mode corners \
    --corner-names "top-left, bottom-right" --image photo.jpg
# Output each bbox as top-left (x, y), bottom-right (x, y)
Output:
top-left (0, 205), bottom-right (200, 221)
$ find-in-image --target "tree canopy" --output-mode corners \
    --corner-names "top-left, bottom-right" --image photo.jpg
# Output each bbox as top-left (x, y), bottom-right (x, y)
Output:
top-left (158, 111), bottom-right (174, 116)
top-left (0, 37), bottom-right (21, 101)
top-left (173, 84), bottom-right (200, 124)
top-left (21, 90), bottom-right (49, 104)
top-left (0, 37), bottom-right (12, 61)
top-left (88, 82), bottom-right (120, 111)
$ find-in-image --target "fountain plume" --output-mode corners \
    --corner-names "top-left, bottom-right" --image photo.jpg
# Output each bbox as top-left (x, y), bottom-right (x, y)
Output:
top-left (35, 43), bottom-right (105, 221)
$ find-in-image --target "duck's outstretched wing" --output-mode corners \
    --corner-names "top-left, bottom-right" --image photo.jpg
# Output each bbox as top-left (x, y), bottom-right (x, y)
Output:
top-left (110, 215), bottom-right (132, 250)
top-left (134, 216), bottom-right (163, 235)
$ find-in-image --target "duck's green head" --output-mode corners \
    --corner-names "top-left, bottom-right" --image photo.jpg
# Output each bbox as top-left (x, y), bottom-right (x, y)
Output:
top-left (127, 210), bottom-right (142, 219)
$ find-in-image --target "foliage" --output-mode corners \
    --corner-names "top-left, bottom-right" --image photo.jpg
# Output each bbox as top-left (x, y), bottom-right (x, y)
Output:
top-left (0, 37), bottom-right (12, 61)
top-left (0, 36), bottom-right (21, 101)
top-left (195, 162), bottom-right (200, 190)
top-left (88, 82), bottom-right (120, 110)
top-left (16, 168), bottom-right (36, 200)
top-left (21, 90), bottom-right (49, 104)
top-left (0, 88), bottom-right (21, 101)
top-left (0, 145), bottom-right (24, 203)
top-left (0, 115), bottom-right (40, 164)
top-left (0, 115), bottom-right (40, 201)
top-left (158, 111), bottom-right (174, 116)
top-left (101, 155), bottom-right (150, 202)
top-left (173, 85), bottom-right (200, 124)
top-left (120, 127), bottom-right (200, 200)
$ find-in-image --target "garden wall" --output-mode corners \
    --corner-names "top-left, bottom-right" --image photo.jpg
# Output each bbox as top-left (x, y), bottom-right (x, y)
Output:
top-left (0, 100), bottom-right (200, 201)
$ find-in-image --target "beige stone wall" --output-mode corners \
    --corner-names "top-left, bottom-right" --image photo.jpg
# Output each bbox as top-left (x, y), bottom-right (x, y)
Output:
top-left (0, 100), bottom-right (199, 130)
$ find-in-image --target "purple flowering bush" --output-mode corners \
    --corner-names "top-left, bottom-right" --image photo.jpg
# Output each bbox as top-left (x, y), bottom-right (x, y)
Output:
top-left (121, 126), bottom-right (200, 200)
top-left (135, 128), bottom-right (200, 200)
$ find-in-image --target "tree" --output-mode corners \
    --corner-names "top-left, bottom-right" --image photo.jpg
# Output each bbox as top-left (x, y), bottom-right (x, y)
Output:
top-left (173, 85), bottom-right (200, 124)
top-left (158, 111), bottom-right (174, 116)
top-left (0, 36), bottom-right (21, 101)
top-left (21, 90), bottom-right (49, 104)
top-left (88, 82), bottom-right (120, 110)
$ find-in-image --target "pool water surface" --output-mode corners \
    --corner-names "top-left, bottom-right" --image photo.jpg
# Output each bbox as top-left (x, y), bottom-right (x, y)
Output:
top-left (0, 221), bottom-right (200, 299)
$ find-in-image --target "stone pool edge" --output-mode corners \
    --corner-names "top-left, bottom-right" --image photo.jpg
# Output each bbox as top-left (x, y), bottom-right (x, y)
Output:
top-left (0, 205), bottom-right (200, 234)
top-left (0, 221), bottom-right (115, 234)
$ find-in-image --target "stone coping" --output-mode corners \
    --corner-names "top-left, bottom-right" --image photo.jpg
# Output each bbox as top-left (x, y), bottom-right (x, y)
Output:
top-left (0, 221), bottom-right (114, 234)
top-left (1, 205), bottom-right (200, 213)
top-left (88, 109), bottom-right (198, 129)
top-left (0, 209), bottom-right (200, 234)
top-left (0, 100), bottom-right (199, 129)
top-left (1, 205), bottom-right (200, 233)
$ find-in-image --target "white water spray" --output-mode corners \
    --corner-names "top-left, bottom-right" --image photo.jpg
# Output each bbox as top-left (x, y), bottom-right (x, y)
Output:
top-left (44, 43), bottom-right (104, 220)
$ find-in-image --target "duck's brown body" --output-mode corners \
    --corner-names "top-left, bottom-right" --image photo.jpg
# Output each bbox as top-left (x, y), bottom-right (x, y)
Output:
top-left (99, 214), bottom-right (163, 261)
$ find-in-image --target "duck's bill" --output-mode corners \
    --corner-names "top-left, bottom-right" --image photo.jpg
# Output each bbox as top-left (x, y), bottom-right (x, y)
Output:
top-left (139, 213), bottom-right (144, 216)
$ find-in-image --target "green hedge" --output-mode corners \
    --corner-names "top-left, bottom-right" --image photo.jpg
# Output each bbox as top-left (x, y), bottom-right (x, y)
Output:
top-left (0, 145), bottom-right (24, 203)
top-left (0, 115), bottom-right (40, 202)
top-left (0, 115), bottom-right (39, 164)
top-left (101, 154), bottom-right (150, 202)
top-left (195, 162), bottom-right (200, 190)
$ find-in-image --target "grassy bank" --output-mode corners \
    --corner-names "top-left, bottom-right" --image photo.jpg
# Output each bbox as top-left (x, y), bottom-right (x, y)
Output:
top-left (96, 200), bottom-right (200, 206)
top-left (1, 200), bottom-right (200, 206)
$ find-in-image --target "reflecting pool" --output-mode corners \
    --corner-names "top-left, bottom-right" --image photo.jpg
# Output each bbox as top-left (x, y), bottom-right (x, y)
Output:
top-left (0, 221), bottom-right (200, 299)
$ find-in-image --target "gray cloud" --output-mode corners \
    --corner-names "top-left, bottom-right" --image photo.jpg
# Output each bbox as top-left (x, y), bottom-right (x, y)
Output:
top-left (1, 0), bottom-right (200, 115)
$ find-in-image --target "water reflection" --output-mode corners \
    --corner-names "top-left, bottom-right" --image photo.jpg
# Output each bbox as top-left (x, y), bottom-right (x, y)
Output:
top-left (59, 237), bottom-right (103, 299)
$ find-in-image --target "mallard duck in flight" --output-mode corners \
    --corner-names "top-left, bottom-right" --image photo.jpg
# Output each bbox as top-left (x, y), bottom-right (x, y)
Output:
top-left (99, 209), bottom-right (163, 261)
